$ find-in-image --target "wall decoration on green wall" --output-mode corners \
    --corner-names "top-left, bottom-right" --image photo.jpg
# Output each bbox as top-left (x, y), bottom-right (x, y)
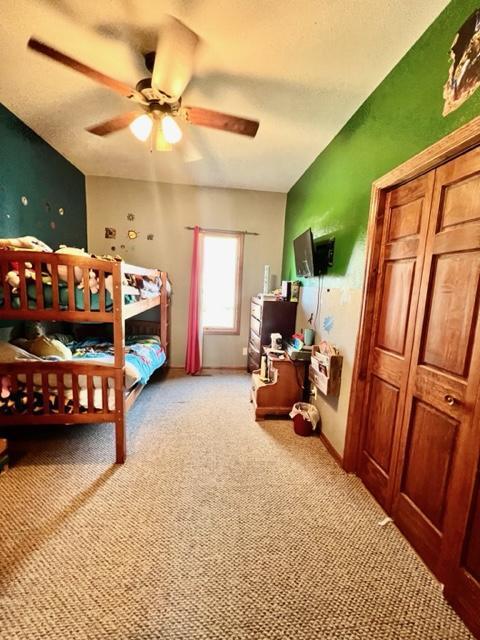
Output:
top-left (0, 102), bottom-right (86, 249)
top-left (443, 8), bottom-right (480, 115)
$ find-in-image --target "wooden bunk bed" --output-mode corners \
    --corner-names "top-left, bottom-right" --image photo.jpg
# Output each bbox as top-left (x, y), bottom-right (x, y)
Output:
top-left (0, 250), bottom-right (170, 463)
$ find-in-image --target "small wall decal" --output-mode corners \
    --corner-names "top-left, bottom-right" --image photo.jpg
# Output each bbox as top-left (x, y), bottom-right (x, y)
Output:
top-left (50, 221), bottom-right (56, 230)
top-left (58, 207), bottom-right (64, 216)
top-left (21, 196), bottom-right (28, 206)
top-left (105, 227), bottom-right (116, 239)
top-left (127, 229), bottom-right (138, 239)
top-left (147, 233), bottom-right (154, 240)
top-left (45, 202), bottom-right (51, 212)
top-left (111, 245), bottom-right (116, 251)
top-left (120, 244), bottom-right (126, 249)
top-left (323, 316), bottom-right (334, 333)
top-left (444, 9), bottom-right (480, 115)
top-left (127, 213), bottom-right (135, 221)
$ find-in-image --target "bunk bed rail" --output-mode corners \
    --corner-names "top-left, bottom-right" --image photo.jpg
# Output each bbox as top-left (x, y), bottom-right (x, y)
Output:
top-left (0, 361), bottom-right (119, 424)
top-left (0, 250), bottom-right (120, 322)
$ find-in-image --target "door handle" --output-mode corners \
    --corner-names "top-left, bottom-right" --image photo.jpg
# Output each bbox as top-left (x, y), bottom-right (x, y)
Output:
top-left (444, 394), bottom-right (457, 406)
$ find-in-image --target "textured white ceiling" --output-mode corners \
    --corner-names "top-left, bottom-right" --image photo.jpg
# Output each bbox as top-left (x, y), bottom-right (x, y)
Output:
top-left (0, 0), bottom-right (449, 192)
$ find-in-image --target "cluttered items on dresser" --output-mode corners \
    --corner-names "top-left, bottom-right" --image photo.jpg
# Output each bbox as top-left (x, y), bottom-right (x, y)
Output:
top-left (247, 295), bottom-right (297, 372)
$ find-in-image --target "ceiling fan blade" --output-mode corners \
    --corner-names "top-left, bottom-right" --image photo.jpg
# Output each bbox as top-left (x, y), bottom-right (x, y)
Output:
top-left (28, 37), bottom-right (142, 100)
top-left (86, 111), bottom-right (140, 136)
top-left (184, 106), bottom-right (259, 137)
top-left (151, 16), bottom-right (199, 100)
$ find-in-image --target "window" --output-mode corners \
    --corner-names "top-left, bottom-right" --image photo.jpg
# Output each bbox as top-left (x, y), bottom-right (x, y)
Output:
top-left (201, 232), bottom-right (244, 334)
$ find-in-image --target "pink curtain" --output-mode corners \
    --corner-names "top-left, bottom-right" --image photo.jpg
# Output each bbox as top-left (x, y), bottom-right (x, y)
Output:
top-left (185, 225), bottom-right (202, 374)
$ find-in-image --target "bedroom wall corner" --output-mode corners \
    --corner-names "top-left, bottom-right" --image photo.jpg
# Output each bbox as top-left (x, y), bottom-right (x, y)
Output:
top-left (86, 176), bottom-right (287, 368)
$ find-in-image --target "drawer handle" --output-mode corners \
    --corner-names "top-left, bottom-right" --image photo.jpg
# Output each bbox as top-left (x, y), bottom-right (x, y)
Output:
top-left (444, 394), bottom-right (456, 406)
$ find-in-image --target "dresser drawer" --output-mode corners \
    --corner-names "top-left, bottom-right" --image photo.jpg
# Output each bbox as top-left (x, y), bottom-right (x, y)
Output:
top-left (249, 330), bottom-right (260, 351)
top-left (248, 352), bottom-right (260, 372)
top-left (250, 314), bottom-right (261, 337)
top-left (251, 299), bottom-right (262, 322)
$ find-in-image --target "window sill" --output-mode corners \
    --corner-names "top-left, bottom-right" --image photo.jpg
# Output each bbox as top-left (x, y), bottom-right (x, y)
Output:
top-left (204, 327), bottom-right (240, 336)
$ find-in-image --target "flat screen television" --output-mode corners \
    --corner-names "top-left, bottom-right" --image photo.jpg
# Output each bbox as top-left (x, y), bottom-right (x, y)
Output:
top-left (293, 228), bottom-right (315, 277)
top-left (294, 228), bottom-right (335, 277)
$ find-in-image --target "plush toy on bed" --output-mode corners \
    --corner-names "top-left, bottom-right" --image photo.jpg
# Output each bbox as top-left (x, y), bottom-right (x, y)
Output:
top-left (46, 245), bottom-right (88, 284)
top-left (0, 236), bottom-right (53, 293)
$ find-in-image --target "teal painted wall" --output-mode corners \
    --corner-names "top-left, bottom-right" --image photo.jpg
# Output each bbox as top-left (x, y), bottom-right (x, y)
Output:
top-left (0, 103), bottom-right (86, 249)
top-left (282, 0), bottom-right (480, 289)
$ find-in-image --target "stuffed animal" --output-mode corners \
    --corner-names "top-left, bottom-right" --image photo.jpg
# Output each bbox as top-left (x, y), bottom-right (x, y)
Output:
top-left (0, 236), bottom-right (52, 252)
top-left (47, 245), bottom-right (89, 283)
top-left (5, 264), bottom-right (36, 293)
top-left (77, 269), bottom-right (100, 295)
top-left (4, 258), bottom-right (38, 293)
top-left (0, 375), bottom-right (11, 399)
top-left (1, 237), bottom-right (52, 292)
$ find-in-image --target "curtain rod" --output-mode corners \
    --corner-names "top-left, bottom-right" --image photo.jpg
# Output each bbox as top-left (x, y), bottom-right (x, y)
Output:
top-left (185, 226), bottom-right (259, 236)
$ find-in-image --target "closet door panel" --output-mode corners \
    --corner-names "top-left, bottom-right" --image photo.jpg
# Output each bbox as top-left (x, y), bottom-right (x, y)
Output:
top-left (421, 251), bottom-right (480, 376)
top-left (376, 260), bottom-right (415, 354)
top-left (364, 376), bottom-right (399, 474)
top-left (358, 174), bottom-right (434, 510)
top-left (392, 146), bottom-right (480, 586)
top-left (401, 401), bottom-right (458, 530)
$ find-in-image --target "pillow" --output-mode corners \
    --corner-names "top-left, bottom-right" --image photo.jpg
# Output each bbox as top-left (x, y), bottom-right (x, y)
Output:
top-left (0, 341), bottom-right (41, 362)
top-left (26, 336), bottom-right (73, 360)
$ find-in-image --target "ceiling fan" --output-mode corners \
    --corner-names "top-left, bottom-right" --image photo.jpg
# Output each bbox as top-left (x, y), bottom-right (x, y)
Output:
top-left (27, 16), bottom-right (259, 151)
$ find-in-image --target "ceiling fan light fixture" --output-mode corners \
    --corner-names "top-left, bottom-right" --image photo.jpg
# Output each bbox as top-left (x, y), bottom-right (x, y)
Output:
top-left (161, 114), bottom-right (182, 144)
top-left (156, 127), bottom-right (173, 151)
top-left (129, 114), bottom-right (153, 141)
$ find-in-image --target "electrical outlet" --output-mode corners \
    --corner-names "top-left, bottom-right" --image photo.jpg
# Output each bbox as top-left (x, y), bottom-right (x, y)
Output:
top-left (242, 347), bottom-right (248, 356)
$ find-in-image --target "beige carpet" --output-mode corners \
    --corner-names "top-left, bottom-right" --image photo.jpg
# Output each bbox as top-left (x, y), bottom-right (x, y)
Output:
top-left (0, 371), bottom-right (473, 639)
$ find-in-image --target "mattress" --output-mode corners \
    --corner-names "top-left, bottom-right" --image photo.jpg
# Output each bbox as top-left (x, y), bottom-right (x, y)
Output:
top-left (0, 282), bottom-right (143, 311)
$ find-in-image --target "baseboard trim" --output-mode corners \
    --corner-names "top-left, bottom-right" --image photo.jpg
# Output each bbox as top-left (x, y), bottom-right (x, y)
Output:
top-left (319, 431), bottom-right (343, 468)
top-left (169, 366), bottom-right (246, 371)
top-left (203, 366), bottom-right (246, 371)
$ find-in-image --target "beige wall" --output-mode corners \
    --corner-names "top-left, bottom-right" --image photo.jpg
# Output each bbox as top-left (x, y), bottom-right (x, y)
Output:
top-left (86, 176), bottom-right (286, 368)
top-left (294, 283), bottom-right (363, 456)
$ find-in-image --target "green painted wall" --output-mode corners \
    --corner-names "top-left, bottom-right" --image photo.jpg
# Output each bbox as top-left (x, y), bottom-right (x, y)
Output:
top-left (0, 103), bottom-right (86, 249)
top-left (282, 0), bottom-right (480, 290)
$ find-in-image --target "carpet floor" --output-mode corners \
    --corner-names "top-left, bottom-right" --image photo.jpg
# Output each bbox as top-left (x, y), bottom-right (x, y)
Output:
top-left (0, 371), bottom-right (473, 639)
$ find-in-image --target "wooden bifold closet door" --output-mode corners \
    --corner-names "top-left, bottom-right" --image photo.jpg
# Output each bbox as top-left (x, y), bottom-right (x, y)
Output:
top-left (359, 145), bottom-right (480, 638)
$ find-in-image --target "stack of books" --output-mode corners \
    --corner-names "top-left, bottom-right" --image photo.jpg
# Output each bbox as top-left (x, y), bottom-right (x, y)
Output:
top-left (0, 438), bottom-right (8, 474)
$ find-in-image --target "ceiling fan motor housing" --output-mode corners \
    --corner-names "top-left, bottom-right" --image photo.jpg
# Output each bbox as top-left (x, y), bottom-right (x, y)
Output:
top-left (135, 76), bottom-right (181, 115)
